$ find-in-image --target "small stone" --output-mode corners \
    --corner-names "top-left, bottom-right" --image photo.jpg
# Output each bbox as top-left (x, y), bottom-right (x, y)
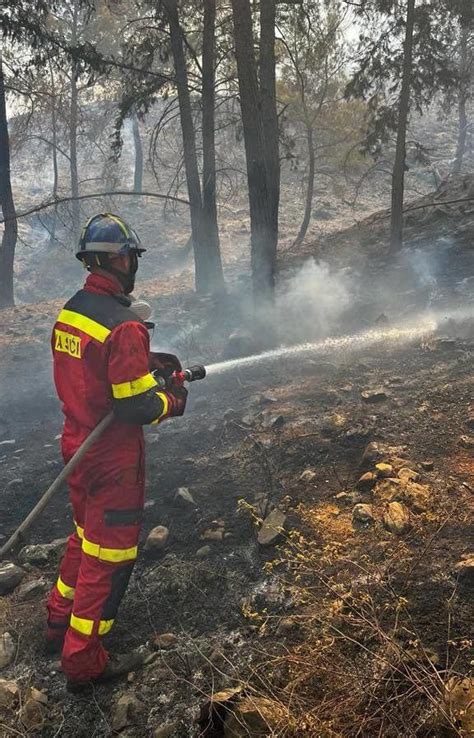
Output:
top-left (112, 693), bottom-right (143, 732)
top-left (18, 539), bottom-right (67, 565)
top-left (361, 388), bottom-right (389, 403)
top-left (257, 509), bottom-right (287, 547)
top-left (334, 491), bottom-right (352, 505)
top-left (196, 545), bottom-right (211, 558)
top-left (29, 687), bottom-right (48, 705)
top-left (153, 633), bottom-right (178, 649)
top-left (356, 472), bottom-right (377, 491)
top-left (360, 441), bottom-right (383, 466)
top-left (6, 478), bottom-right (23, 488)
top-left (224, 329), bottom-right (256, 359)
top-left (375, 463), bottom-right (393, 478)
top-left (200, 528), bottom-right (225, 541)
top-left (383, 502), bottom-right (411, 535)
top-left (352, 504), bottom-right (374, 526)
top-left (0, 562), bottom-right (25, 595)
top-left (420, 460), bottom-right (434, 471)
top-left (174, 487), bottom-right (195, 505)
top-left (398, 467), bottom-right (420, 483)
top-left (401, 481), bottom-right (430, 512)
top-left (459, 435), bottom-right (474, 449)
top-left (20, 698), bottom-right (46, 731)
top-left (153, 723), bottom-right (178, 738)
top-left (0, 633), bottom-right (15, 670)
top-left (144, 526), bottom-right (169, 551)
top-left (0, 679), bottom-right (19, 708)
top-left (223, 696), bottom-right (288, 737)
top-left (16, 579), bottom-right (47, 601)
top-left (299, 469), bottom-right (316, 482)
top-left (262, 414), bottom-right (285, 430)
top-left (454, 555), bottom-right (474, 585)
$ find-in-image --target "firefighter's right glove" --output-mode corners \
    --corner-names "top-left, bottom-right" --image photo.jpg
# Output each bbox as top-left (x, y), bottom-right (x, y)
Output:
top-left (150, 352), bottom-right (182, 385)
top-left (167, 384), bottom-right (188, 417)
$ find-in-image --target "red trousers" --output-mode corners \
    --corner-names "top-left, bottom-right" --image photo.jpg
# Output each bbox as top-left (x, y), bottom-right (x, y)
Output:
top-left (47, 434), bottom-right (145, 682)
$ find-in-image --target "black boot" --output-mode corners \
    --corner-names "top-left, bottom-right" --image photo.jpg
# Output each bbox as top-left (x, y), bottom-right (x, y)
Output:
top-left (66, 650), bottom-right (152, 693)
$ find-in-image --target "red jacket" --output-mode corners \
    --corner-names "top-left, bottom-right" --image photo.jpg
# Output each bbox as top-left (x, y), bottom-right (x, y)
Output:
top-left (52, 272), bottom-right (175, 462)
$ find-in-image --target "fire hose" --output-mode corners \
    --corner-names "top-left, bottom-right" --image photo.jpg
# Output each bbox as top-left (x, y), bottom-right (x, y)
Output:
top-left (0, 364), bottom-right (206, 560)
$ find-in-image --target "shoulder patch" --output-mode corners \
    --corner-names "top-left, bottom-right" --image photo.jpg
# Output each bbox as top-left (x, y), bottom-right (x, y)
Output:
top-left (54, 328), bottom-right (82, 358)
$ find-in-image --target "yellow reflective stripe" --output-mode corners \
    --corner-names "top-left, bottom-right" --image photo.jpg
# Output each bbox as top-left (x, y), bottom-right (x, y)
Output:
top-left (81, 534), bottom-right (138, 563)
top-left (70, 613), bottom-right (93, 636)
top-left (151, 391), bottom-right (170, 425)
top-left (107, 213), bottom-right (129, 238)
top-left (75, 522), bottom-right (84, 540)
top-left (112, 372), bottom-right (157, 399)
top-left (56, 576), bottom-right (75, 600)
top-left (98, 619), bottom-right (114, 636)
top-left (57, 309), bottom-right (111, 344)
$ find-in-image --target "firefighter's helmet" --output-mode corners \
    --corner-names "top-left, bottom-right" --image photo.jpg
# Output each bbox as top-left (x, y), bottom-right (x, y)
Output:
top-left (76, 213), bottom-right (145, 262)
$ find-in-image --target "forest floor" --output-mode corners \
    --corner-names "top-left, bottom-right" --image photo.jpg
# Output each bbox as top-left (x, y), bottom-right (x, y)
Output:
top-left (0, 179), bottom-right (473, 737)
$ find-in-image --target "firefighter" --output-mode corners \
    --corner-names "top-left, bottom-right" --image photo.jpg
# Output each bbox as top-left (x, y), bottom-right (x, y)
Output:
top-left (46, 213), bottom-right (187, 689)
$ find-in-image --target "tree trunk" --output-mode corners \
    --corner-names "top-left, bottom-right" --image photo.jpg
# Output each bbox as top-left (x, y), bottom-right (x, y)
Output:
top-left (202, 0), bottom-right (224, 289)
top-left (49, 60), bottom-right (59, 246)
top-left (132, 112), bottom-right (143, 193)
top-left (294, 123), bottom-right (315, 247)
top-left (390, 0), bottom-right (415, 252)
top-left (164, 0), bottom-right (224, 293)
top-left (231, 0), bottom-right (275, 305)
top-left (69, 0), bottom-right (80, 244)
top-left (0, 52), bottom-right (17, 309)
top-left (259, 0), bottom-right (279, 246)
top-left (452, 24), bottom-right (469, 175)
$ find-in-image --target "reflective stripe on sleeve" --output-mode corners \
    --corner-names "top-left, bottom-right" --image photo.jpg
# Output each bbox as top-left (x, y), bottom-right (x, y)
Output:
top-left (56, 576), bottom-right (75, 600)
top-left (151, 391), bottom-right (170, 425)
top-left (75, 522), bottom-right (84, 540)
top-left (111, 372), bottom-right (158, 399)
top-left (81, 535), bottom-right (138, 563)
top-left (57, 309), bottom-right (111, 344)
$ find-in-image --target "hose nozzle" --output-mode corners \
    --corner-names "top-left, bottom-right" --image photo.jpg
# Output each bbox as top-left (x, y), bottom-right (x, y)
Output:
top-left (182, 364), bottom-right (206, 382)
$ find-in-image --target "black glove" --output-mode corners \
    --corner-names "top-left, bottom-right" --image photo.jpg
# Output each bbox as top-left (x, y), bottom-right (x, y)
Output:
top-left (168, 384), bottom-right (188, 417)
top-left (150, 352), bottom-right (182, 383)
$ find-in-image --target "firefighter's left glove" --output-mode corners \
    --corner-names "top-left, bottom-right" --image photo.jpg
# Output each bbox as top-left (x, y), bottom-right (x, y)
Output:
top-left (167, 385), bottom-right (188, 417)
top-left (150, 352), bottom-right (182, 384)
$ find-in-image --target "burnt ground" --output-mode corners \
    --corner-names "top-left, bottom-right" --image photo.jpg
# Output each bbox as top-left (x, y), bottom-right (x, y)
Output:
top-left (0, 188), bottom-right (474, 737)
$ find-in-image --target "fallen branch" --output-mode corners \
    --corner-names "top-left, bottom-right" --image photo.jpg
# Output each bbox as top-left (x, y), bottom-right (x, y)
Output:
top-left (0, 190), bottom-right (190, 224)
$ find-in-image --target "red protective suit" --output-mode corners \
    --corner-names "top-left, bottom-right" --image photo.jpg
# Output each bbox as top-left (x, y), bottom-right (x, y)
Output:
top-left (47, 272), bottom-right (181, 682)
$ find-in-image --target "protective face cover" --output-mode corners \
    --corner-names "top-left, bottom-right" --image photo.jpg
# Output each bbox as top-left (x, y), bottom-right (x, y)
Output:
top-left (108, 251), bottom-right (139, 295)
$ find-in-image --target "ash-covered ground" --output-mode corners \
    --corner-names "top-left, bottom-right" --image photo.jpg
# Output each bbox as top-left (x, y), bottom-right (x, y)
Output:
top-left (0, 189), bottom-right (473, 737)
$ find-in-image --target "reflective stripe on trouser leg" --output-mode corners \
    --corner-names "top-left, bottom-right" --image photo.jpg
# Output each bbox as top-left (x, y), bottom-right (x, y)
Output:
top-left (46, 529), bottom-right (83, 633)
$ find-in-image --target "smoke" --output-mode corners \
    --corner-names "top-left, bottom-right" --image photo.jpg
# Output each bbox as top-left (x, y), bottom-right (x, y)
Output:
top-left (275, 258), bottom-right (351, 341)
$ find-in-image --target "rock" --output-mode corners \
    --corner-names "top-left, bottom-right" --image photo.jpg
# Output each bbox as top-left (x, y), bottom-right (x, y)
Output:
top-left (224, 330), bottom-right (256, 359)
top-left (0, 633), bottom-right (15, 670)
top-left (398, 467), bottom-right (420, 483)
top-left (16, 579), bottom-right (47, 601)
top-left (444, 677), bottom-right (474, 735)
top-left (375, 463), bottom-right (393, 478)
top-left (153, 723), bottom-right (178, 738)
top-left (356, 472), bottom-right (377, 491)
top-left (153, 633), bottom-right (178, 650)
top-left (454, 555), bottom-right (474, 585)
top-left (196, 545), bottom-right (211, 558)
top-left (262, 414), bottom-right (285, 430)
top-left (224, 696), bottom-right (288, 737)
top-left (257, 509), bottom-right (287, 546)
top-left (0, 562), bottom-right (25, 595)
top-left (299, 469), bottom-right (316, 482)
top-left (352, 504), bottom-right (374, 526)
top-left (198, 687), bottom-right (243, 731)
top-left (400, 481), bottom-right (430, 512)
top-left (420, 460), bottom-right (434, 471)
top-left (29, 687), bottom-right (48, 705)
top-left (459, 434), bottom-right (474, 449)
top-left (0, 679), bottom-right (19, 708)
top-left (335, 491), bottom-right (352, 505)
top-left (18, 539), bottom-right (67, 565)
top-left (20, 698), bottom-right (46, 731)
top-left (360, 441), bottom-right (384, 466)
top-left (200, 528), bottom-right (225, 541)
top-left (111, 693), bottom-right (143, 732)
top-left (361, 388), bottom-right (389, 403)
top-left (383, 502), bottom-right (411, 535)
top-left (144, 526), bottom-right (169, 551)
top-left (174, 487), bottom-right (195, 506)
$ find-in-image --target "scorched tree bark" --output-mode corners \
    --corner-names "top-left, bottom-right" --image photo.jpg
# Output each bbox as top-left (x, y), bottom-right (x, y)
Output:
top-left (0, 52), bottom-right (17, 309)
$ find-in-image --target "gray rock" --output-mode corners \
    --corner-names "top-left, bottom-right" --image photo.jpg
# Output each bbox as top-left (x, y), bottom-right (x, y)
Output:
top-left (112, 693), bottom-right (143, 732)
top-left (174, 487), bottom-right (195, 506)
top-left (257, 509), bottom-right (287, 547)
top-left (16, 579), bottom-right (47, 601)
top-left (196, 545), bottom-right (211, 558)
top-left (144, 526), bottom-right (169, 551)
top-left (352, 504), bottom-right (374, 526)
top-left (0, 563), bottom-right (25, 595)
top-left (0, 678), bottom-right (19, 708)
top-left (18, 539), bottom-right (67, 565)
top-left (299, 469), bottom-right (316, 483)
top-left (0, 633), bottom-right (15, 670)
top-left (361, 388), bottom-right (389, 403)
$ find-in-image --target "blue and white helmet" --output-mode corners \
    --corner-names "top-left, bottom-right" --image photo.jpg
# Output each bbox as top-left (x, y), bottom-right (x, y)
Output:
top-left (76, 213), bottom-right (145, 261)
